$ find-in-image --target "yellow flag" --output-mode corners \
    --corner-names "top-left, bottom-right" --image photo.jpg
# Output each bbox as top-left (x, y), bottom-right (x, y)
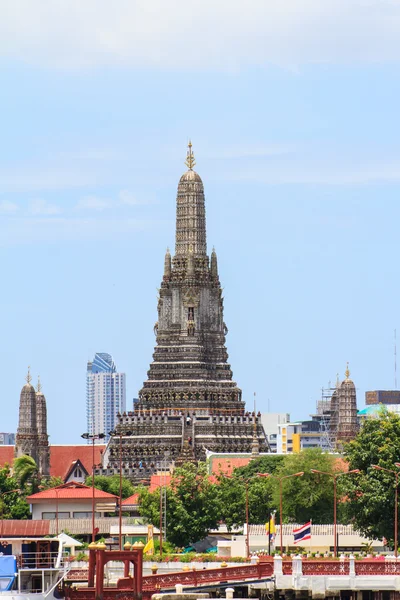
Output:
top-left (269, 514), bottom-right (276, 534)
top-left (143, 537), bottom-right (154, 554)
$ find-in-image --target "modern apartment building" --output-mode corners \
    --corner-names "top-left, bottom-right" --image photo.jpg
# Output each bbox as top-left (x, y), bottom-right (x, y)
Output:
top-left (86, 353), bottom-right (126, 443)
top-left (0, 432), bottom-right (15, 445)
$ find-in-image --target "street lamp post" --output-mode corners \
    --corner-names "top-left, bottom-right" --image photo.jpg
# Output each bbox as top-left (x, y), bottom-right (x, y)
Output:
top-left (81, 432), bottom-right (105, 543)
top-left (109, 429), bottom-right (132, 550)
top-left (226, 475), bottom-right (254, 558)
top-left (258, 472), bottom-right (304, 554)
top-left (311, 468), bottom-right (360, 557)
top-left (372, 464), bottom-right (400, 557)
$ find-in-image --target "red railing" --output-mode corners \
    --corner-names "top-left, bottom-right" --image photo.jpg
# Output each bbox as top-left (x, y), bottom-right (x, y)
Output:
top-left (142, 562), bottom-right (273, 591)
top-left (355, 561), bottom-right (400, 576)
top-left (282, 561), bottom-right (292, 575)
top-left (65, 563), bottom-right (274, 600)
top-left (302, 561), bottom-right (349, 576)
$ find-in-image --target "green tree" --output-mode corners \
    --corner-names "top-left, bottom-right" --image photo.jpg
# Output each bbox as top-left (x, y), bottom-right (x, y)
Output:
top-left (341, 409), bottom-right (400, 545)
top-left (235, 455), bottom-right (285, 478)
top-left (0, 464), bottom-right (30, 519)
top-left (86, 474), bottom-right (135, 499)
top-left (216, 473), bottom-right (272, 530)
top-left (13, 455), bottom-right (40, 492)
top-left (139, 462), bottom-right (220, 547)
top-left (273, 448), bottom-right (339, 523)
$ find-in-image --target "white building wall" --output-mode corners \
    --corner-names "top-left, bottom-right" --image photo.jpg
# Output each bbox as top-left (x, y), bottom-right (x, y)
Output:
top-left (31, 499), bottom-right (117, 520)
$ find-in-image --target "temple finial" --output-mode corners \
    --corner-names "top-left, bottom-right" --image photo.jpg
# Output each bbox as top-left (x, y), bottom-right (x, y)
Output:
top-left (37, 376), bottom-right (42, 393)
top-left (185, 140), bottom-right (196, 170)
top-left (26, 366), bottom-right (32, 385)
top-left (345, 362), bottom-right (350, 380)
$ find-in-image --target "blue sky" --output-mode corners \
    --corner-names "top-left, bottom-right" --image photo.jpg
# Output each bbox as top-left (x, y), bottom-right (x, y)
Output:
top-left (1, 1), bottom-right (400, 443)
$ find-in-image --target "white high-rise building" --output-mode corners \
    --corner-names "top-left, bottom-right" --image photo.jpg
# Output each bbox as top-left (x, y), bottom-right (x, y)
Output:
top-left (86, 353), bottom-right (126, 442)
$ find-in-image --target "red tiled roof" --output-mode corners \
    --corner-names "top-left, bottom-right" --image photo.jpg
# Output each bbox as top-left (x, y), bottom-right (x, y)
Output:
top-left (0, 520), bottom-right (50, 536)
top-left (27, 482), bottom-right (117, 502)
top-left (122, 493), bottom-right (139, 506)
top-left (49, 445), bottom-right (106, 479)
top-left (0, 445), bottom-right (106, 481)
top-left (211, 457), bottom-right (253, 476)
top-left (149, 474), bottom-right (171, 492)
top-left (0, 446), bottom-right (15, 467)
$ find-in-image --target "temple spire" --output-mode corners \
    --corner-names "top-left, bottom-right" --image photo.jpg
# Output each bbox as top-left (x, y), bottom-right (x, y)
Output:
top-left (37, 376), bottom-right (42, 393)
top-left (164, 247), bottom-right (171, 279)
top-left (26, 366), bottom-right (32, 385)
top-left (175, 142), bottom-right (207, 256)
top-left (345, 362), bottom-right (350, 380)
top-left (211, 247), bottom-right (218, 278)
top-left (185, 140), bottom-right (196, 170)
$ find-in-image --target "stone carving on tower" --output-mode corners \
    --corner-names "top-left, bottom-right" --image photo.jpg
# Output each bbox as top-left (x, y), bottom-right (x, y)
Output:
top-left (36, 377), bottom-right (50, 476)
top-left (332, 363), bottom-right (359, 449)
top-left (15, 367), bottom-right (39, 464)
top-left (15, 368), bottom-right (50, 476)
top-left (100, 143), bottom-right (268, 482)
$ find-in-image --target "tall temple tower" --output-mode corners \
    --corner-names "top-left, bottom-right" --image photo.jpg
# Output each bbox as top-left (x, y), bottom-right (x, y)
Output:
top-left (15, 367), bottom-right (39, 464)
top-left (36, 377), bottom-right (50, 476)
top-left (101, 144), bottom-right (268, 481)
top-left (15, 368), bottom-right (50, 476)
top-left (332, 363), bottom-right (359, 448)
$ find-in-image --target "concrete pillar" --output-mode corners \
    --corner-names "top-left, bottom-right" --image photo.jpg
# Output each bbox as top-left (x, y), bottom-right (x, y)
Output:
top-left (349, 554), bottom-right (355, 577)
top-left (274, 555), bottom-right (283, 576)
top-left (226, 588), bottom-right (234, 599)
top-left (175, 584), bottom-right (183, 594)
top-left (292, 555), bottom-right (303, 576)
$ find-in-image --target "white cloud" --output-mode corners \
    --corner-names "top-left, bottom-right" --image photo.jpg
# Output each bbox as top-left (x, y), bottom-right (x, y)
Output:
top-left (28, 199), bottom-right (61, 215)
top-left (0, 216), bottom-right (168, 246)
top-left (76, 196), bottom-right (110, 211)
top-left (1, 0), bottom-right (400, 70)
top-left (0, 200), bottom-right (19, 213)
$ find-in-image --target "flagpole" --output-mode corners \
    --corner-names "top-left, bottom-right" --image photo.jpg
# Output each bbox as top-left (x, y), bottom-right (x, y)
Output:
top-left (309, 519), bottom-right (312, 554)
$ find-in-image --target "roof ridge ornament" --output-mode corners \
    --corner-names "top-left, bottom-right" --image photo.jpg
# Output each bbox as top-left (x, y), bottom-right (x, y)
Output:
top-left (185, 140), bottom-right (196, 170)
top-left (26, 366), bottom-right (32, 385)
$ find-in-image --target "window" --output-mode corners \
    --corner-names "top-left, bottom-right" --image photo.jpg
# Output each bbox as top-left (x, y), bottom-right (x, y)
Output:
top-left (42, 512), bottom-right (70, 519)
top-left (73, 511), bottom-right (101, 518)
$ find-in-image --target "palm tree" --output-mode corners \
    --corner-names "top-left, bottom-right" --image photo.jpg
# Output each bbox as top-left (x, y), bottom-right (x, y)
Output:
top-left (13, 455), bottom-right (39, 491)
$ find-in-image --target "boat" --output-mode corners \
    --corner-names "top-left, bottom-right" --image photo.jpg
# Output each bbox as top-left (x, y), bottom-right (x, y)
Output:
top-left (0, 536), bottom-right (69, 599)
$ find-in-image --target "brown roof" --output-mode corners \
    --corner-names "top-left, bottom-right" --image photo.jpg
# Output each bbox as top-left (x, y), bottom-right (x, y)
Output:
top-left (27, 482), bottom-right (117, 502)
top-left (1, 520), bottom-right (50, 536)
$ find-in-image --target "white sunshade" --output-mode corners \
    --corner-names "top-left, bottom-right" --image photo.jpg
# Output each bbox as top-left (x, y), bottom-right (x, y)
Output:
top-left (56, 532), bottom-right (83, 547)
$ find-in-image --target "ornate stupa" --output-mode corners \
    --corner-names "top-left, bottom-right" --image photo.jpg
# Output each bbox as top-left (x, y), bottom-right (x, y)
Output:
top-left (36, 377), bottom-right (50, 476)
top-left (15, 368), bottom-right (50, 476)
top-left (100, 143), bottom-right (268, 481)
top-left (15, 367), bottom-right (39, 463)
top-left (334, 363), bottom-right (359, 448)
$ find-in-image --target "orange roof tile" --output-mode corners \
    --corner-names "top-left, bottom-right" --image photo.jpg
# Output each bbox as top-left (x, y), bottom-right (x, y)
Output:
top-left (27, 482), bottom-right (117, 502)
top-left (211, 457), bottom-right (253, 476)
top-left (0, 445), bottom-right (107, 481)
top-left (0, 520), bottom-right (50, 536)
top-left (0, 446), bottom-right (15, 467)
top-left (122, 493), bottom-right (139, 506)
top-left (49, 445), bottom-right (106, 479)
top-left (149, 474), bottom-right (171, 492)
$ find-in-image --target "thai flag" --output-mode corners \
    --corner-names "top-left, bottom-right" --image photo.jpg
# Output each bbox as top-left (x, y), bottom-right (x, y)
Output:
top-left (293, 521), bottom-right (311, 544)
